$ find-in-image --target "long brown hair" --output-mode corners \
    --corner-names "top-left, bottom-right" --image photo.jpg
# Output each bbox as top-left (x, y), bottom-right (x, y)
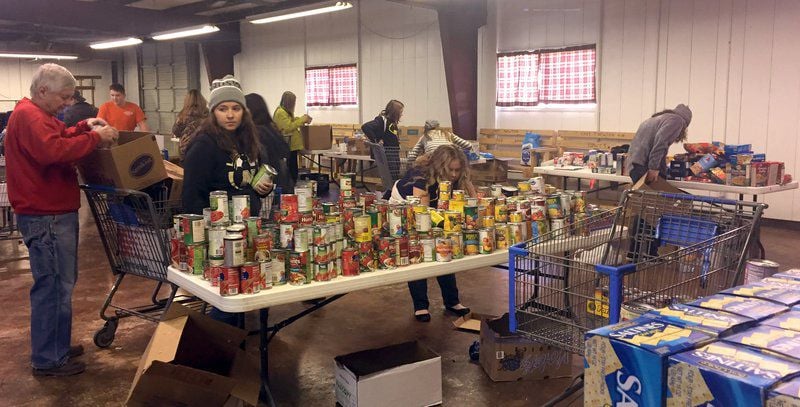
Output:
top-left (279, 91), bottom-right (296, 117)
top-left (178, 89), bottom-right (209, 121)
top-left (198, 103), bottom-right (261, 162)
top-left (410, 144), bottom-right (475, 196)
top-left (381, 99), bottom-right (404, 124)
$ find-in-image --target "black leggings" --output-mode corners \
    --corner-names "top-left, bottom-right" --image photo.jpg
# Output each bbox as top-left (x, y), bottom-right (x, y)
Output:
top-left (288, 150), bottom-right (299, 182)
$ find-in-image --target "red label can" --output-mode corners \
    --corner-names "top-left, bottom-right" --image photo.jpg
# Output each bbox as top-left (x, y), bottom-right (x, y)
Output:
top-left (219, 266), bottom-right (239, 296)
top-left (300, 210), bottom-right (314, 226)
top-left (171, 238), bottom-right (185, 268)
top-left (240, 262), bottom-right (260, 294)
top-left (395, 235), bottom-right (409, 267)
top-left (253, 234), bottom-right (272, 262)
top-left (280, 194), bottom-right (299, 223)
top-left (206, 265), bottom-right (223, 286)
top-left (342, 248), bottom-right (359, 276)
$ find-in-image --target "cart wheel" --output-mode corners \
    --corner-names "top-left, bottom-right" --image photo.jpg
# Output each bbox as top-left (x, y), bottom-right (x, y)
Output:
top-left (93, 319), bottom-right (118, 348)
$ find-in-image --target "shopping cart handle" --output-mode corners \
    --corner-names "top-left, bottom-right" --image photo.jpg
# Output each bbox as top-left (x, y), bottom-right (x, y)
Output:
top-left (80, 184), bottom-right (118, 193)
top-left (659, 192), bottom-right (740, 206)
top-left (595, 263), bottom-right (637, 276)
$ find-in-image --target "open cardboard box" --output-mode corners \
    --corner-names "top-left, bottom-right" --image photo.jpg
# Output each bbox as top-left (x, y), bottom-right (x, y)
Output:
top-left (126, 303), bottom-right (260, 407)
top-left (302, 124), bottom-right (333, 150)
top-left (630, 175), bottom-right (685, 194)
top-left (78, 131), bottom-right (167, 191)
top-left (452, 312), bottom-right (495, 333)
top-left (334, 341), bottom-right (441, 407)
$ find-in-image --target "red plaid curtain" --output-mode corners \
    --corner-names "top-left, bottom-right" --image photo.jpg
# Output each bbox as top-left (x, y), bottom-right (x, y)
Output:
top-left (538, 45), bottom-right (596, 103)
top-left (496, 45), bottom-right (596, 106)
top-left (305, 64), bottom-right (358, 107)
top-left (496, 53), bottom-right (539, 106)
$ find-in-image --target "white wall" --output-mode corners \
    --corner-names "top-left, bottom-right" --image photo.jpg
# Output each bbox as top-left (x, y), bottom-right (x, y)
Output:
top-left (0, 59), bottom-right (112, 112)
top-left (236, 0), bottom-right (449, 127)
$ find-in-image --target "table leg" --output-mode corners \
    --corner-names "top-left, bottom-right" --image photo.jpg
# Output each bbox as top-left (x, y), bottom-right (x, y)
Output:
top-left (563, 176), bottom-right (567, 191)
top-left (259, 308), bottom-right (277, 407)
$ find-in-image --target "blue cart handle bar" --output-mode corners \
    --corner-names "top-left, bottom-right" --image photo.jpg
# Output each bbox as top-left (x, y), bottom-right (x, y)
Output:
top-left (657, 192), bottom-right (744, 207)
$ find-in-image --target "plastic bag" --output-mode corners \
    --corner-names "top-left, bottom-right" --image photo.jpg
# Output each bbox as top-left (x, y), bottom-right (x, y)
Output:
top-left (521, 132), bottom-right (541, 166)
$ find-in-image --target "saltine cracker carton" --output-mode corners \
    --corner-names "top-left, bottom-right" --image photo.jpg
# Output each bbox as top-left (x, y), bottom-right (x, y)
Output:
top-left (721, 282), bottom-right (800, 307)
top-left (768, 377), bottom-right (800, 406)
top-left (763, 311), bottom-right (800, 333)
top-left (584, 317), bottom-right (714, 406)
top-left (668, 342), bottom-right (800, 406)
top-left (726, 326), bottom-right (800, 362)
top-left (689, 294), bottom-right (788, 321)
top-left (642, 303), bottom-right (756, 337)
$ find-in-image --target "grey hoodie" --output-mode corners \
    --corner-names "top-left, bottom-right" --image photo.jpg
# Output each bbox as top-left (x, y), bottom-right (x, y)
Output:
top-left (626, 104), bottom-right (692, 174)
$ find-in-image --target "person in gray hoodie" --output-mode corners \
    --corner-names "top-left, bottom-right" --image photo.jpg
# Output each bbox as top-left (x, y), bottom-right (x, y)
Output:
top-left (627, 104), bottom-right (692, 183)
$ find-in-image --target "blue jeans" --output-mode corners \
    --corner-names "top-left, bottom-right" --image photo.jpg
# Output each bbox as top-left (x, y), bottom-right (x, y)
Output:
top-left (18, 212), bottom-right (79, 369)
top-left (408, 274), bottom-right (460, 311)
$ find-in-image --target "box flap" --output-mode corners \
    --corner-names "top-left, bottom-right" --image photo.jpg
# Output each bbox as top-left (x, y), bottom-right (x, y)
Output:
top-left (486, 313), bottom-right (516, 338)
top-left (127, 361), bottom-right (234, 407)
top-left (228, 349), bottom-right (261, 406)
top-left (631, 176), bottom-right (685, 194)
top-left (118, 131), bottom-right (154, 145)
top-left (452, 313), bottom-right (496, 333)
top-left (334, 341), bottom-right (438, 378)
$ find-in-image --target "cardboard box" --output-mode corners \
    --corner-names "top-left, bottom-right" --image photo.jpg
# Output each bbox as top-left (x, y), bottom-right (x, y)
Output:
top-left (470, 159), bottom-right (510, 183)
top-left (727, 163), bottom-right (752, 186)
top-left (630, 176), bottom-right (686, 194)
top-left (721, 282), bottom-right (800, 307)
top-left (773, 269), bottom-right (800, 281)
top-left (584, 317), bottom-right (714, 406)
top-left (689, 293), bottom-right (788, 321)
top-left (334, 341), bottom-right (441, 407)
top-left (126, 304), bottom-right (259, 407)
top-left (667, 342), bottom-right (800, 406)
top-left (768, 377), bottom-right (800, 406)
top-left (642, 303), bottom-right (757, 337)
top-left (751, 161), bottom-right (785, 187)
top-left (725, 325), bottom-right (800, 361)
top-left (301, 125), bottom-right (332, 151)
top-left (479, 313), bottom-right (572, 382)
top-left (346, 138), bottom-right (371, 156)
top-left (763, 310), bottom-right (800, 333)
top-left (79, 131), bottom-right (167, 191)
top-left (452, 312), bottom-right (494, 333)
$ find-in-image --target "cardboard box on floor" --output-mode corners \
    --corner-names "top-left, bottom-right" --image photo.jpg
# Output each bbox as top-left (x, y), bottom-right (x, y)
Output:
top-left (78, 131), bottom-right (167, 191)
top-left (126, 303), bottom-right (260, 407)
top-left (302, 125), bottom-right (333, 150)
top-left (480, 313), bottom-right (572, 382)
top-left (334, 341), bottom-right (442, 407)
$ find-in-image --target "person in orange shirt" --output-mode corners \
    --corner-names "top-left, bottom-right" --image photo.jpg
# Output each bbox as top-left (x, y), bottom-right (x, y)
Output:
top-left (97, 83), bottom-right (150, 132)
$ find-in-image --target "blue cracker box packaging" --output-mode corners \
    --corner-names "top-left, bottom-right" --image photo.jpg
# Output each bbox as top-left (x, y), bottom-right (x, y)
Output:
top-left (584, 317), bottom-right (714, 406)
top-left (689, 294), bottom-right (788, 321)
top-left (721, 282), bottom-right (800, 307)
top-left (768, 377), bottom-right (800, 406)
top-left (763, 311), bottom-right (800, 333)
top-left (724, 143), bottom-right (753, 155)
top-left (726, 326), bottom-right (800, 362)
top-left (668, 342), bottom-right (800, 406)
top-left (643, 303), bottom-right (756, 337)
top-left (771, 269), bottom-right (800, 281)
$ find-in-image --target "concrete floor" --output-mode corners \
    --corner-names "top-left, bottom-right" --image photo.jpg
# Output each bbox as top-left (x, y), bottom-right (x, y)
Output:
top-left (0, 198), bottom-right (798, 407)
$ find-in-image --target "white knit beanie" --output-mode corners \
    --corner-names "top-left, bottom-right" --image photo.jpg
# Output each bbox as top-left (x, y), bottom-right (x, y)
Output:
top-left (209, 75), bottom-right (246, 110)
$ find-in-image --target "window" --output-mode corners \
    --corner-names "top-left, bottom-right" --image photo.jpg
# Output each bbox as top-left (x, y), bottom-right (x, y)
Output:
top-left (305, 64), bottom-right (358, 107)
top-left (496, 44), bottom-right (596, 107)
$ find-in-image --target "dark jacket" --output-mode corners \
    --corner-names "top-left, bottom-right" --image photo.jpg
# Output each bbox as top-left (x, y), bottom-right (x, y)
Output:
top-left (181, 131), bottom-right (264, 215)
top-left (63, 102), bottom-right (98, 128)
top-left (361, 115), bottom-right (399, 147)
top-left (257, 124), bottom-right (293, 193)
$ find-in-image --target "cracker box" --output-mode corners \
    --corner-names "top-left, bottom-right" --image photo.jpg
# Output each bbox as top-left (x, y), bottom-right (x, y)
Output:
top-left (584, 317), bottom-right (714, 406)
top-left (763, 311), bottom-right (800, 333)
top-left (767, 377), bottom-right (800, 406)
top-left (726, 163), bottom-right (751, 186)
top-left (642, 303), bottom-right (756, 337)
top-left (689, 294), bottom-right (788, 321)
top-left (726, 325), bottom-right (800, 358)
top-left (668, 342), bottom-right (800, 406)
top-left (721, 283), bottom-right (800, 307)
top-left (772, 269), bottom-right (800, 281)
top-left (724, 144), bottom-right (752, 155)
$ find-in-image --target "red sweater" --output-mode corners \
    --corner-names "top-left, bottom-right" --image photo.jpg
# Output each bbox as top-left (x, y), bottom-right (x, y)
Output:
top-left (6, 98), bottom-right (100, 215)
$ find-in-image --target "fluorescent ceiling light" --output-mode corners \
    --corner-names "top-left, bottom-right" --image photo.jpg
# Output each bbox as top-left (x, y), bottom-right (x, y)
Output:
top-left (0, 52), bottom-right (78, 60)
top-left (248, 1), bottom-right (352, 24)
top-left (152, 24), bottom-right (220, 41)
top-left (89, 37), bottom-right (143, 50)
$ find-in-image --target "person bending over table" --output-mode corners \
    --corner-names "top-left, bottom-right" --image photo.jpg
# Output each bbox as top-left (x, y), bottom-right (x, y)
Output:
top-left (362, 99), bottom-right (404, 179)
top-left (627, 103), bottom-right (692, 184)
top-left (406, 119), bottom-right (473, 163)
top-left (182, 75), bottom-right (274, 326)
top-left (384, 144), bottom-right (476, 322)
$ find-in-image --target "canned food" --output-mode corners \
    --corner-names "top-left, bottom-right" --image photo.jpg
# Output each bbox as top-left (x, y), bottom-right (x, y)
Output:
top-left (744, 259), bottom-right (781, 284)
top-left (546, 194), bottom-right (564, 219)
top-left (223, 234), bottom-right (245, 267)
top-left (395, 235), bottom-right (409, 267)
top-left (517, 181), bottom-right (531, 192)
top-left (208, 226), bottom-right (226, 258)
top-left (421, 238), bottom-right (435, 262)
top-left (530, 204), bottom-right (547, 221)
top-left (448, 233), bottom-right (463, 260)
top-left (449, 200), bottom-right (464, 214)
top-left (436, 198), bottom-right (449, 211)
top-left (464, 205), bottom-right (478, 230)
top-left (490, 184), bottom-right (503, 197)
top-left (388, 206), bottom-right (405, 237)
top-left (219, 266), bottom-right (239, 296)
top-left (240, 262), bottom-right (261, 294)
top-left (171, 215), bottom-right (183, 239)
top-left (435, 237), bottom-right (452, 262)
top-left (494, 203), bottom-right (508, 223)
top-left (452, 190), bottom-right (465, 201)
top-left (340, 173), bottom-right (355, 191)
top-left (415, 211), bottom-right (432, 233)
top-left (299, 210), bottom-right (314, 226)
top-left (245, 217), bottom-right (261, 246)
top-left (186, 243), bottom-right (206, 275)
top-left (342, 248), bottom-right (359, 276)
top-left (322, 202), bottom-right (337, 214)
top-left (288, 268), bottom-right (305, 286)
top-left (325, 212), bottom-right (340, 224)
top-left (280, 194), bottom-right (299, 223)
top-left (253, 234), bottom-right (271, 262)
top-left (509, 211), bottom-right (524, 223)
top-left (171, 238), bottom-right (185, 268)
top-left (231, 195), bottom-right (250, 223)
top-left (495, 224), bottom-right (510, 249)
top-left (251, 164), bottom-right (278, 189)
top-left (206, 265), bottom-right (223, 286)
top-left (202, 208), bottom-right (212, 228)
top-left (560, 193), bottom-right (573, 216)
top-left (181, 214), bottom-right (205, 245)
top-left (313, 244), bottom-right (328, 264)
top-left (444, 211), bottom-right (462, 233)
top-left (464, 231), bottom-right (479, 255)
top-left (279, 223), bottom-right (295, 250)
top-left (531, 177), bottom-right (545, 194)
top-left (271, 249), bottom-right (287, 285)
top-left (259, 261), bottom-right (272, 290)
top-left (295, 183), bottom-right (314, 212)
top-left (354, 215), bottom-right (372, 242)
top-left (550, 218), bottom-right (566, 239)
top-left (431, 227), bottom-right (445, 238)
top-left (482, 215), bottom-right (495, 229)
top-left (408, 239), bottom-right (422, 264)
top-left (314, 262), bottom-right (330, 282)
top-left (508, 222), bottom-right (526, 244)
top-left (479, 228), bottom-right (495, 254)
top-left (293, 227), bottom-right (311, 252)
top-left (209, 191), bottom-right (229, 224)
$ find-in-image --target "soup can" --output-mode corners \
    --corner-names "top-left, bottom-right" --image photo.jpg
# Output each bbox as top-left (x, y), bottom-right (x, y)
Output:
top-left (280, 194), bottom-right (299, 223)
top-left (546, 194), bottom-right (564, 219)
top-left (240, 262), bottom-right (261, 294)
top-left (259, 261), bottom-right (272, 290)
top-left (342, 247), bottom-right (360, 276)
top-left (209, 190), bottom-right (229, 224)
top-left (354, 215), bottom-right (372, 242)
top-left (479, 228), bottom-right (495, 254)
top-left (495, 224), bottom-right (510, 250)
top-left (186, 243), bottom-right (206, 275)
top-left (490, 184), bottom-right (503, 197)
top-left (415, 211), bottom-right (432, 233)
top-left (421, 238), bottom-right (435, 262)
top-left (395, 235), bottom-right (410, 267)
top-left (550, 218), bottom-right (566, 239)
top-left (295, 183), bottom-right (314, 212)
top-left (206, 265), bottom-right (223, 286)
top-left (223, 234), bottom-right (245, 267)
top-left (435, 237), bottom-right (452, 262)
top-left (448, 232), bottom-right (463, 260)
top-left (409, 239), bottom-right (422, 264)
top-left (464, 231), bottom-right (479, 256)
top-left (494, 203), bottom-right (508, 223)
top-left (279, 223), bottom-right (295, 250)
top-left (388, 205), bottom-right (405, 237)
top-left (231, 195), bottom-right (250, 223)
top-left (464, 205), bottom-right (479, 230)
top-left (219, 266), bottom-right (239, 296)
top-left (744, 259), bottom-right (781, 284)
top-left (208, 225), bottom-right (226, 259)
top-left (294, 227), bottom-right (311, 252)
top-left (508, 222), bottom-right (526, 244)
top-left (482, 216), bottom-right (496, 229)
top-left (181, 214), bottom-right (205, 245)
top-left (340, 173), bottom-right (356, 191)
top-left (288, 268), bottom-right (305, 286)
top-left (271, 249), bottom-right (287, 285)
top-left (444, 211), bottom-right (463, 233)
top-left (439, 180), bottom-right (452, 194)
top-left (253, 234), bottom-right (272, 262)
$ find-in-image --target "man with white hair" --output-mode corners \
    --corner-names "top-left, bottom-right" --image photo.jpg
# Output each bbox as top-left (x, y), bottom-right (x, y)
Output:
top-left (5, 63), bottom-right (117, 376)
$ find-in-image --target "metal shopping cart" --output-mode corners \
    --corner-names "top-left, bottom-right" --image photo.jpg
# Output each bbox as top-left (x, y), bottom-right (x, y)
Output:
top-left (81, 184), bottom-right (204, 348)
top-left (367, 142), bottom-right (410, 191)
top-left (508, 190), bottom-right (766, 405)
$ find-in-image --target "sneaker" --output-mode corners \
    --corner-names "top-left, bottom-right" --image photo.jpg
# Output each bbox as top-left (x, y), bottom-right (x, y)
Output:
top-left (68, 345), bottom-right (84, 359)
top-left (32, 360), bottom-right (86, 377)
